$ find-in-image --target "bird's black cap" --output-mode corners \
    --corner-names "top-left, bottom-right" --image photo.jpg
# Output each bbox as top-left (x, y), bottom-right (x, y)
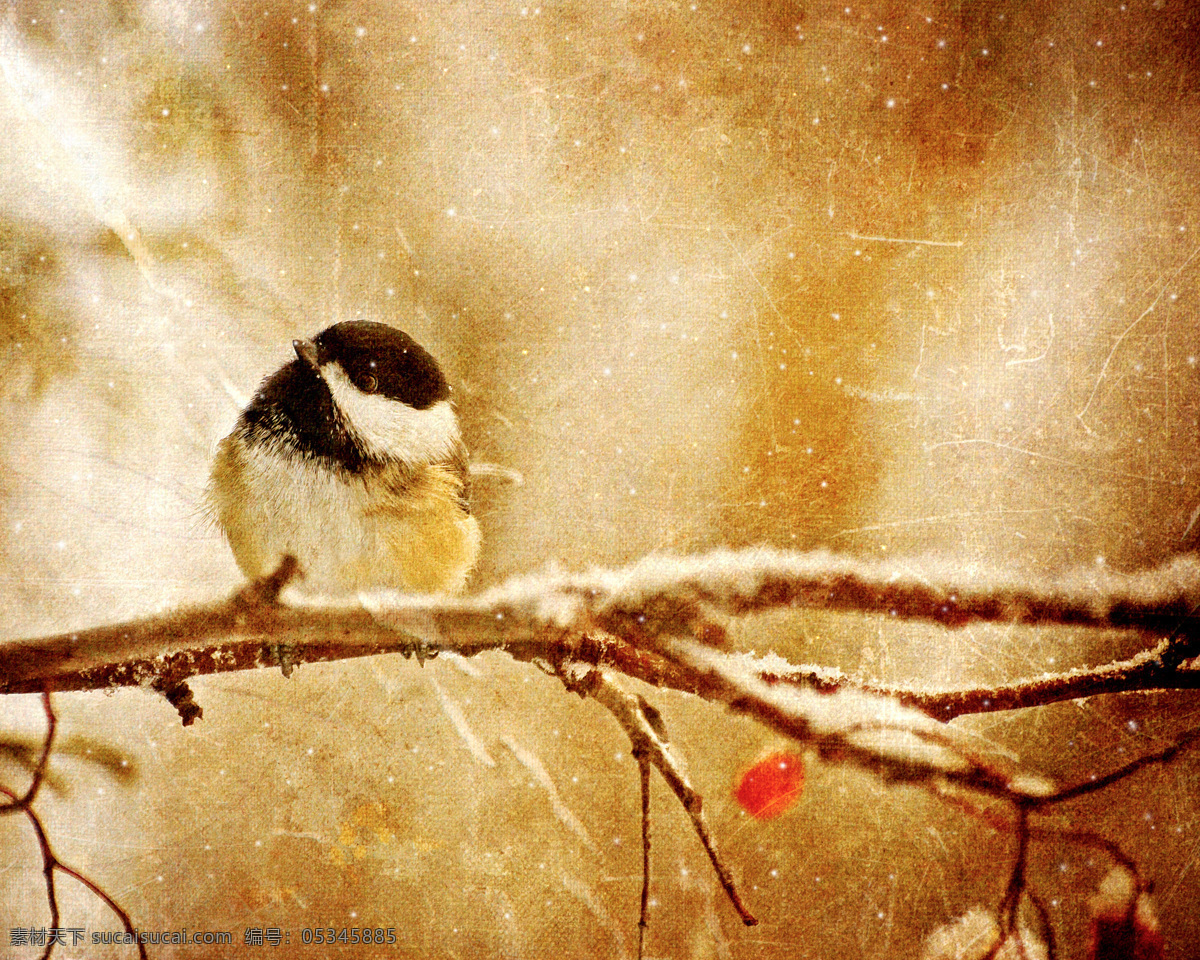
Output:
top-left (240, 321), bottom-right (450, 472)
top-left (312, 321), bottom-right (450, 410)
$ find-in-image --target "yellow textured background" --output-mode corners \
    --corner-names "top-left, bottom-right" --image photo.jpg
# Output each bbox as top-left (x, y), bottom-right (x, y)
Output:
top-left (2, 1), bottom-right (1199, 957)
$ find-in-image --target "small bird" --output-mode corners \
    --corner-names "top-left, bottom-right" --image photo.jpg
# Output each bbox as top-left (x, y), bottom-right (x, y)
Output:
top-left (208, 321), bottom-right (481, 596)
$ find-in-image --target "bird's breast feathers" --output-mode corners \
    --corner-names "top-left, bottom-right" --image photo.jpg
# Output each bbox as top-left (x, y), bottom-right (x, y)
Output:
top-left (209, 433), bottom-right (480, 595)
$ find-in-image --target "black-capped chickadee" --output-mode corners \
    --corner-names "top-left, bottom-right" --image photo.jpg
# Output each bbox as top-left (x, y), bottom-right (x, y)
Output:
top-left (209, 321), bottom-right (480, 596)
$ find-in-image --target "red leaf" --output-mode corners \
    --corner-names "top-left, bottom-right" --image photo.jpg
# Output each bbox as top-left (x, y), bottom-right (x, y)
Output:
top-left (735, 751), bottom-right (805, 820)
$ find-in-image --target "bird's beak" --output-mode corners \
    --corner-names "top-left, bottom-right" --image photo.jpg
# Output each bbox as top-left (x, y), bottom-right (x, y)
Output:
top-left (293, 338), bottom-right (320, 372)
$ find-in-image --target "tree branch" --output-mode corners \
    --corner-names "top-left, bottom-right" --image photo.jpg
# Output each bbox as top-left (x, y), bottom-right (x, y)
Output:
top-left (2, 550), bottom-right (1198, 719)
top-left (5, 549), bottom-right (1200, 956)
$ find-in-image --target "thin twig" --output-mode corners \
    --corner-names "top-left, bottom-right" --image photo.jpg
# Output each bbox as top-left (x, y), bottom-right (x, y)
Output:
top-left (637, 750), bottom-right (651, 960)
top-left (0, 695), bottom-right (146, 960)
top-left (998, 806), bottom-right (1031, 935)
top-left (576, 669), bottom-right (758, 927)
top-left (1025, 888), bottom-right (1057, 960)
top-left (1029, 724), bottom-right (1200, 807)
top-left (769, 634), bottom-right (1200, 720)
top-left (0, 691), bottom-right (55, 812)
top-left (54, 860), bottom-right (146, 959)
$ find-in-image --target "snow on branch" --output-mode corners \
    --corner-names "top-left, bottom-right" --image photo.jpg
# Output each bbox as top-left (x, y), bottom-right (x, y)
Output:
top-left (5, 549), bottom-right (1200, 957)
top-left (2, 548), bottom-right (1198, 722)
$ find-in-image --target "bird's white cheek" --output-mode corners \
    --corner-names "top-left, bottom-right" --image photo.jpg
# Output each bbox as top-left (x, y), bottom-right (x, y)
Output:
top-left (322, 363), bottom-right (460, 463)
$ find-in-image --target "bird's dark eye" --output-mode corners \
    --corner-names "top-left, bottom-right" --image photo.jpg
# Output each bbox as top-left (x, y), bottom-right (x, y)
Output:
top-left (362, 374), bottom-right (379, 393)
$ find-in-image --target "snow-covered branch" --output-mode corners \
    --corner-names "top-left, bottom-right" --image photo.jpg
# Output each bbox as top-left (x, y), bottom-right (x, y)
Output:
top-left (5, 549), bottom-right (1200, 958)
top-left (2, 549), bottom-right (1198, 723)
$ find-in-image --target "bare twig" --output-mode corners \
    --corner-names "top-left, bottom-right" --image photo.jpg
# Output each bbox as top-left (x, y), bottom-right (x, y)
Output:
top-left (1025, 889), bottom-right (1057, 960)
top-left (571, 668), bottom-right (758, 928)
top-left (998, 807), bottom-right (1031, 936)
top-left (1029, 724), bottom-right (1200, 807)
top-left (934, 789), bottom-right (1144, 880)
top-left (0, 694), bottom-right (146, 960)
top-left (637, 749), bottom-right (651, 960)
top-left (0, 692), bottom-right (55, 812)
